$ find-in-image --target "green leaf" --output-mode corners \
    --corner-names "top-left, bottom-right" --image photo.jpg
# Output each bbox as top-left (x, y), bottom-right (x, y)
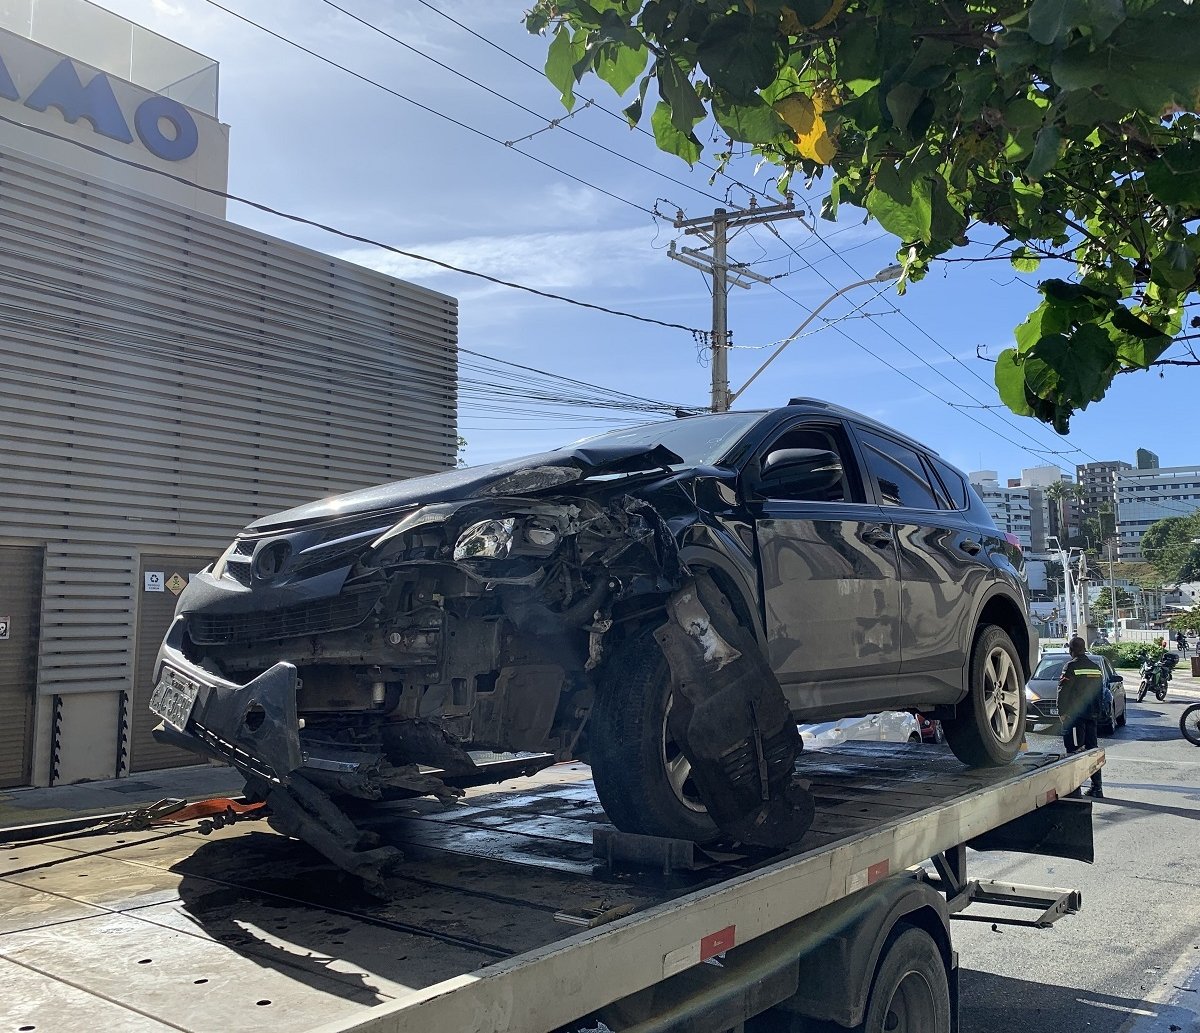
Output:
top-left (1056, 323), bottom-right (1118, 402)
top-left (1151, 241), bottom-right (1196, 291)
top-left (712, 91), bottom-right (789, 144)
top-left (1025, 125), bottom-right (1062, 180)
top-left (995, 31), bottom-right (1042, 77)
top-left (865, 165), bottom-right (932, 242)
top-left (623, 73), bottom-right (651, 125)
top-left (885, 82), bottom-right (924, 132)
top-left (1144, 141), bottom-right (1200, 205)
top-left (546, 26), bottom-right (579, 110)
top-left (595, 41), bottom-right (648, 97)
top-left (1082, 0), bottom-right (1126, 43)
top-left (1011, 247), bottom-right (1042, 273)
top-left (696, 14), bottom-right (779, 100)
top-left (657, 57), bottom-right (707, 133)
top-left (650, 99), bottom-right (701, 163)
top-left (1028, 0), bottom-right (1087, 45)
top-left (995, 348), bottom-right (1036, 416)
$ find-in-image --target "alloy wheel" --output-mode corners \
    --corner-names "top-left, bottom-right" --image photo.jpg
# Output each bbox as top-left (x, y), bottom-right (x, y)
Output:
top-left (660, 696), bottom-right (707, 814)
top-left (982, 645), bottom-right (1022, 744)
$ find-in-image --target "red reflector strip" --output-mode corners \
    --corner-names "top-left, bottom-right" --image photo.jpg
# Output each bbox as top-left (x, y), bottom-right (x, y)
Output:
top-left (700, 925), bottom-right (736, 960)
top-left (848, 858), bottom-right (891, 893)
top-left (1041, 788), bottom-right (1059, 806)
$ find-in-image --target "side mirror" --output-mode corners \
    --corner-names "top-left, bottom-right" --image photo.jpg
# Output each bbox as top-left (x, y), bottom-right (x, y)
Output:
top-left (758, 448), bottom-right (843, 496)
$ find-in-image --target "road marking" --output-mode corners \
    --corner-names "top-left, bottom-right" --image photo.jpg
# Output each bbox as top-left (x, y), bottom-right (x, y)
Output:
top-left (1115, 943), bottom-right (1200, 1033)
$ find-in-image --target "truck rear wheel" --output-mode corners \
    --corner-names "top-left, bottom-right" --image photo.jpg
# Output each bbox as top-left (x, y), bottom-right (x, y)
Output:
top-left (590, 628), bottom-right (719, 842)
top-left (942, 624), bottom-right (1026, 767)
top-left (853, 925), bottom-right (951, 1033)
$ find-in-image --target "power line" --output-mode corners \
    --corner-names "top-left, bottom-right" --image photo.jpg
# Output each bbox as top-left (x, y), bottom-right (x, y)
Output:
top-left (202, 0), bottom-right (661, 219)
top-left (0, 112), bottom-right (708, 338)
top-left (410, 0), bottom-right (771, 207)
top-left (317, 0), bottom-right (730, 208)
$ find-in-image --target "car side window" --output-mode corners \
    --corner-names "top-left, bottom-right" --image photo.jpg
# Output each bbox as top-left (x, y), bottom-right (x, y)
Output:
top-left (758, 422), bottom-right (863, 503)
top-left (858, 430), bottom-right (940, 510)
top-left (929, 456), bottom-right (969, 511)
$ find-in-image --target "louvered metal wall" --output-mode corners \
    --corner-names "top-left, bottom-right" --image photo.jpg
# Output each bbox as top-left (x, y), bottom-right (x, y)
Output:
top-left (0, 148), bottom-right (457, 784)
top-left (0, 544), bottom-right (42, 787)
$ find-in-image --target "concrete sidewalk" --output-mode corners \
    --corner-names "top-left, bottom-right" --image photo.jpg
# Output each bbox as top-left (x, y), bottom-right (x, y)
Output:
top-left (0, 763), bottom-right (243, 831)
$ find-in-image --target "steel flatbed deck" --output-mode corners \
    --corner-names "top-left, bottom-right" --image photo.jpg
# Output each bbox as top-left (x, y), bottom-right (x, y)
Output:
top-left (0, 743), bottom-right (1102, 1033)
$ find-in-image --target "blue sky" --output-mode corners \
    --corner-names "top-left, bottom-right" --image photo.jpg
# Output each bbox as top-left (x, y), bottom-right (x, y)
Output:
top-left (92, 0), bottom-right (1193, 479)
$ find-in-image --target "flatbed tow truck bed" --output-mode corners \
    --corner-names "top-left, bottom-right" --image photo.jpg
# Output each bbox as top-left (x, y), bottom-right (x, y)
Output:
top-left (0, 743), bottom-right (1102, 1033)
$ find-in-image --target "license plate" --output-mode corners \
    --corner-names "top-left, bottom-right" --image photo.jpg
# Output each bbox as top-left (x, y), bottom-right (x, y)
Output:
top-left (149, 666), bottom-right (201, 730)
top-left (1047, 706), bottom-right (1059, 716)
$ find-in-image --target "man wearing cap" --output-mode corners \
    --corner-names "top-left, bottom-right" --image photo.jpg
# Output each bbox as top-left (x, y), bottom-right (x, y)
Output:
top-left (1058, 636), bottom-right (1104, 798)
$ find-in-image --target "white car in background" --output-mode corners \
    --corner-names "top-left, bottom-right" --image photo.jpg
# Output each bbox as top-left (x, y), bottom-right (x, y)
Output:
top-left (800, 712), bottom-right (922, 751)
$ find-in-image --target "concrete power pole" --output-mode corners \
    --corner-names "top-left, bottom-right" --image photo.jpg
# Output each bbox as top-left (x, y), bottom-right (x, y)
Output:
top-left (668, 200), bottom-right (801, 411)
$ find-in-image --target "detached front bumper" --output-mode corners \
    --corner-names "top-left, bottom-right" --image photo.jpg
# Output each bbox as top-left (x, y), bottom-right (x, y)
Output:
top-left (150, 617), bottom-right (302, 782)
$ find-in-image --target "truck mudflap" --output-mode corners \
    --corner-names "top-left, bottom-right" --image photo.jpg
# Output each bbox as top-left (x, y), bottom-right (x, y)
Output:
top-left (655, 574), bottom-right (815, 848)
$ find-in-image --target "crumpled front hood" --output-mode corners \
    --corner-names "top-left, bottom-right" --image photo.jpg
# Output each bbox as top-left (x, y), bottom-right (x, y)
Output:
top-left (247, 443), bottom-right (684, 532)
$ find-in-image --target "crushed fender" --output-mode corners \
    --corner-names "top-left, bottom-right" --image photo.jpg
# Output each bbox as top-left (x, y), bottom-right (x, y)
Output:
top-left (656, 574), bottom-right (814, 848)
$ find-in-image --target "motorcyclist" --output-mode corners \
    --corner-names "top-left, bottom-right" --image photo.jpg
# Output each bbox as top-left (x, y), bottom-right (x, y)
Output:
top-left (1177, 631), bottom-right (1189, 656)
top-left (1058, 636), bottom-right (1104, 798)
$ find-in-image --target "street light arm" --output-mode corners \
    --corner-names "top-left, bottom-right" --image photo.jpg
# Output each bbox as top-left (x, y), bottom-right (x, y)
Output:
top-left (727, 266), bottom-right (900, 406)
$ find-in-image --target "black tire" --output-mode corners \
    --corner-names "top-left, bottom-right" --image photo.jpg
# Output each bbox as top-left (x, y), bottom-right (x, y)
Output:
top-left (589, 628), bottom-right (719, 842)
top-left (1117, 697), bottom-right (1128, 727)
top-left (1156, 686), bottom-right (1168, 702)
top-left (1137, 679), bottom-right (1149, 703)
top-left (1181, 704), bottom-right (1200, 747)
top-left (852, 925), bottom-right (951, 1033)
top-left (942, 624), bottom-right (1027, 767)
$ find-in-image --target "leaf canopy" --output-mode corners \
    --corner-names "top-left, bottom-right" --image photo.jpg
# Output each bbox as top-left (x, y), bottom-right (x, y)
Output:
top-left (527, 0), bottom-right (1200, 431)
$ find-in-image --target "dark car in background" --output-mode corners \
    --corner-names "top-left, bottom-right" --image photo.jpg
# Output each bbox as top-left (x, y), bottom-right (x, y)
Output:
top-left (1025, 651), bottom-right (1127, 735)
top-left (150, 398), bottom-right (1035, 851)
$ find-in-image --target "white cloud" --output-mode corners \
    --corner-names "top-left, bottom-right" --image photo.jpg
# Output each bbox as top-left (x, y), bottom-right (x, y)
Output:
top-left (336, 224), bottom-right (658, 292)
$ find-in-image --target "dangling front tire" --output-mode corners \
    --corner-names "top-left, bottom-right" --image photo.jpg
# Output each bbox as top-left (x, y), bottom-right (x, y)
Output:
top-left (942, 624), bottom-right (1027, 768)
top-left (589, 628), bottom-right (719, 842)
top-left (1137, 679), bottom-right (1149, 703)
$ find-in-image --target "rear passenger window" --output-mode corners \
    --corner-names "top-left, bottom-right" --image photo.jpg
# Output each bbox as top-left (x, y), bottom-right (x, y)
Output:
top-left (858, 431), bottom-right (940, 510)
top-left (930, 457), bottom-right (970, 511)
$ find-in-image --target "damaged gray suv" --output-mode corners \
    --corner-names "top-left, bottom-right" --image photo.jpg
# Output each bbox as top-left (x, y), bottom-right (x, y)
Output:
top-left (151, 398), bottom-right (1033, 875)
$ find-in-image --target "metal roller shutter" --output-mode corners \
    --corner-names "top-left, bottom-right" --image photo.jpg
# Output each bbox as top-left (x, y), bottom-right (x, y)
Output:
top-left (0, 544), bottom-right (43, 787)
top-left (130, 555), bottom-right (212, 772)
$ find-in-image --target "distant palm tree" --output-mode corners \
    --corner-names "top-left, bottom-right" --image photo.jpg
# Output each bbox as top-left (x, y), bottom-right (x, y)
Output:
top-left (1044, 480), bottom-right (1085, 543)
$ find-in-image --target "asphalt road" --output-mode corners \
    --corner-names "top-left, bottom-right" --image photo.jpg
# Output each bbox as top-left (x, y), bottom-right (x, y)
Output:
top-left (954, 678), bottom-right (1200, 1033)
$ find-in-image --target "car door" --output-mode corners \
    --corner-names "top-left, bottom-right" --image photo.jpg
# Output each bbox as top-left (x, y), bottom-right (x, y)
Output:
top-left (748, 418), bottom-right (903, 714)
top-left (851, 428), bottom-right (992, 700)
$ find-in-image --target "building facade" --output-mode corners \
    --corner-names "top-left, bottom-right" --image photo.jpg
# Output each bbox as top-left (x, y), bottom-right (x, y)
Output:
top-left (969, 471), bottom-right (1033, 550)
top-left (0, 3), bottom-right (457, 786)
top-left (1076, 459), bottom-right (1129, 534)
top-left (1115, 467), bottom-right (1200, 560)
top-left (1136, 448), bottom-right (1160, 470)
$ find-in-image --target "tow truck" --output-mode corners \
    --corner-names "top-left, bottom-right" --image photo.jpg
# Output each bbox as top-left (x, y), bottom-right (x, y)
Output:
top-left (0, 742), bottom-right (1100, 1033)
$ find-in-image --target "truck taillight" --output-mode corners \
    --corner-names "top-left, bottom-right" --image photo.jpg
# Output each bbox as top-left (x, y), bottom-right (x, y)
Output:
top-left (1004, 532), bottom-right (1023, 552)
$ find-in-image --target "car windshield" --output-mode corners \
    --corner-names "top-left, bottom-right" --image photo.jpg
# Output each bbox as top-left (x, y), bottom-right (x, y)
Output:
top-left (1033, 656), bottom-right (1069, 680)
top-left (565, 411), bottom-right (765, 467)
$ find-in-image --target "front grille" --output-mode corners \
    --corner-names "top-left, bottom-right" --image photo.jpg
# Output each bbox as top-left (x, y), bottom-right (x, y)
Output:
top-left (189, 589), bottom-right (381, 645)
top-left (224, 539), bottom-right (256, 587)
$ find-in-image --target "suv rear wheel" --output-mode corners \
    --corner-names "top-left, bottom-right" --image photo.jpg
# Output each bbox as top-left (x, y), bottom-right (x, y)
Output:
top-left (942, 624), bottom-right (1026, 767)
top-left (590, 628), bottom-right (719, 842)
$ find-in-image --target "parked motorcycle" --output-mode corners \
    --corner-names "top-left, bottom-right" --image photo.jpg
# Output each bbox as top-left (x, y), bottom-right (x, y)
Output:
top-left (1183, 703), bottom-right (1200, 746)
top-left (1137, 651), bottom-right (1178, 703)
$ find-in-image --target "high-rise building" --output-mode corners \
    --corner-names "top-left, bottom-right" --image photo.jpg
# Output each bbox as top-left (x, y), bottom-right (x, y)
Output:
top-left (969, 472), bottom-right (1033, 550)
top-left (1115, 466), bottom-right (1200, 560)
top-left (1076, 460), bottom-right (1130, 536)
top-left (1136, 448), bottom-right (1160, 470)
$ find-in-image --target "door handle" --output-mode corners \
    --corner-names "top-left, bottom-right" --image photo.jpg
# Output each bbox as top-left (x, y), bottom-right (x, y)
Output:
top-left (959, 539), bottom-right (982, 556)
top-left (862, 526), bottom-right (893, 548)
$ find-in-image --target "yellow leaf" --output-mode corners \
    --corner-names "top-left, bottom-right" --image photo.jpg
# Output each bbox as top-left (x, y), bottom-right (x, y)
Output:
top-left (774, 94), bottom-right (838, 164)
top-left (780, 0), bottom-right (848, 33)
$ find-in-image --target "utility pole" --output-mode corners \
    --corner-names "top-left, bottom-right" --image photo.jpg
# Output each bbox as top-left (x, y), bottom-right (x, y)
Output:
top-left (669, 199), bottom-right (801, 411)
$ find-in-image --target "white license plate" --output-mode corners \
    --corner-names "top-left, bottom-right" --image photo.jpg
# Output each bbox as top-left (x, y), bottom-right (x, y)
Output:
top-left (149, 667), bottom-right (201, 730)
top-left (1046, 706), bottom-right (1059, 716)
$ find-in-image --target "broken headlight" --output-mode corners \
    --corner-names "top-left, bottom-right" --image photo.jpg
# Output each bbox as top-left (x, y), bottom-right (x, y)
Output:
top-left (454, 518), bottom-right (517, 560)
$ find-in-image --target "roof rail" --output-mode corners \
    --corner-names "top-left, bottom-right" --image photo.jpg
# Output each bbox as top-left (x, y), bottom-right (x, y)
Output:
top-left (787, 397), bottom-right (830, 407)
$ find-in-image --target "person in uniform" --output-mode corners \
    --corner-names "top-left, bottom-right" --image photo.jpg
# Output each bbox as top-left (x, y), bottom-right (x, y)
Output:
top-left (1058, 636), bottom-right (1104, 798)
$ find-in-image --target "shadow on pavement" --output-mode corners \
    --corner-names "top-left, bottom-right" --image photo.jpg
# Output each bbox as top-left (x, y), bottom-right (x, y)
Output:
top-left (1087, 795), bottom-right (1200, 821)
top-left (960, 970), bottom-right (1174, 1033)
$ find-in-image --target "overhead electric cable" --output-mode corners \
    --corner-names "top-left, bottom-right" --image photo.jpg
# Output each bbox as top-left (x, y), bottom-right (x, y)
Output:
top-left (318, 0), bottom-right (730, 206)
top-left (202, 0), bottom-right (659, 219)
top-left (0, 112), bottom-right (707, 337)
top-left (410, 0), bottom-right (772, 206)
